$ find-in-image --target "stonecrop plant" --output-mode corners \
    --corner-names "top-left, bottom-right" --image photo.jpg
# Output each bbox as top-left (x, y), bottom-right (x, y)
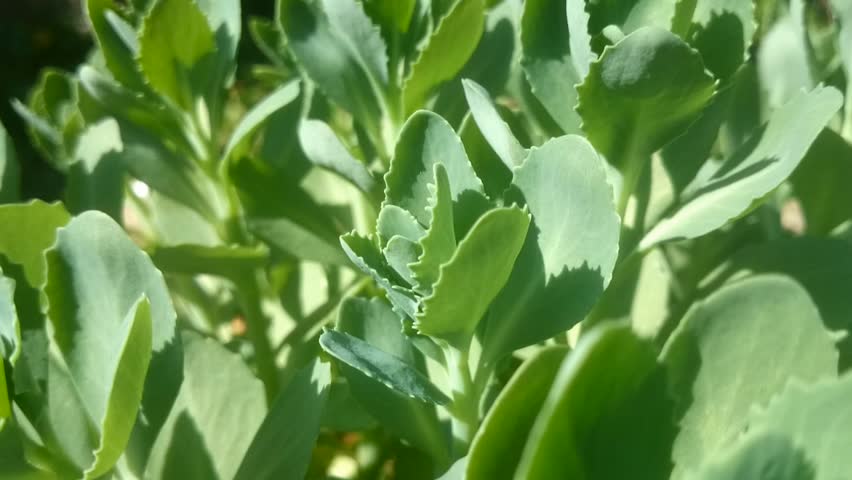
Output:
top-left (2, 0), bottom-right (852, 478)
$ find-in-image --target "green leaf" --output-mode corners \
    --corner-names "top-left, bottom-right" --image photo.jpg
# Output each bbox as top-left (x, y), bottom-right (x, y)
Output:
top-left (415, 206), bottom-right (530, 346)
top-left (384, 111), bottom-right (484, 226)
top-left (278, 0), bottom-right (388, 138)
top-left (138, 0), bottom-right (216, 109)
top-left (458, 113), bottom-right (512, 200)
top-left (482, 136), bottom-right (620, 364)
top-left (520, 0), bottom-right (583, 133)
top-left (641, 86), bottom-right (843, 249)
top-left (0, 121), bottom-right (20, 202)
top-left (234, 360), bottom-right (331, 480)
top-left (319, 330), bottom-right (450, 405)
top-left (224, 81), bottom-right (300, 161)
top-left (757, 8), bottom-right (812, 109)
top-left (576, 27), bottom-right (716, 174)
top-left (145, 332), bottom-right (266, 480)
top-left (791, 129), bottom-right (852, 235)
top-left (86, 0), bottom-right (146, 91)
top-left (403, 0), bottom-right (485, 114)
top-left (515, 323), bottom-right (676, 479)
top-left (466, 346), bottom-right (569, 480)
top-left (661, 275), bottom-right (838, 475)
top-left (298, 119), bottom-right (377, 194)
top-left (688, 1), bottom-right (756, 80)
top-left (687, 432), bottom-right (815, 480)
top-left (743, 374), bottom-right (852, 478)
top-left (249, 218), bottom-right (349, 266)
top-left (384, 236), bottom-right (420, 286)
top-left (0, 365), bottom-right (8, 419)
top-left (461, 79), bottom-right (525, 169)
top-left (409, 164), bottom-right (457, 293)
top-left (365, 0), bottom-right (417, 32)
top-left (376, 204), bottom-right (425, 247)
top-left (66, 119), bottom-right (125, 220)
top-left (0, 272), bottom-right (18, 364)
top-left (340, 232), bottom-right (418, 318)
top-left (336, 297), bottom-right (450, 467)
top-left (43, 211), bottom-right (177, 475)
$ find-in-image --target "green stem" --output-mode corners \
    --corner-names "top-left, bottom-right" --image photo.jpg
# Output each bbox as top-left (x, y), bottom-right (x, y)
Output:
top-left (445, 344), bottom-right (478, 455)
top-left (616, 154), bottom-right (645, 220)
top-left (235, 270), bottom-right (279, 404)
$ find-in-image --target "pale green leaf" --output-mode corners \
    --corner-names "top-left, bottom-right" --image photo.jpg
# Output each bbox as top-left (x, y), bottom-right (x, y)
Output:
top-left (466, 346), bottom-right (569, 480)
top-left (138, 0), bottom-right (216, 108)
top-left (340, 233), bottom-right (418, 318)
top-left (416, 206), bottom-right (529, 346)
top-left (384, 111), bottom-right (484, 226)
top-left (520, 0), bottom-right (583, 133)
top-left (744, 374), bottom-right (852, 479)
top-left (0, 272), bottom-right (18, 364)
top-left (319, 330), bottom-right (450, 405)
top-left (687, 432), bottom-right (815, 480)
top-left (482, 136), bottom-right (620, 364)
top-left (384, 236), bottom-right (420, 286)
top-left (409, 164), bottom-right (457, 293)
top-left (234, 360), bottom-right (331, 480)
top-left (515, 323), bottom-right (676, 479)
top-left (145, 332), bottom-right (266, 480)
top-left (224, 81), bottom-right (300, 161)
top-left (661, 275), bottom-right (838, 476)
top-left (461, 79), bottom-right (525, 169)
top-left (376, 204), bottom-right (425, 247)
top-left (336, 297), bottom-right (450, 467)
top-left (298, 119), bottom-right (377, 194)
top-left (403, 0), bottom-right (485, 113)
top-left (576, 27), bottom-right (715, 172)
top-left (641, 86), bottom-right (843, 249)
top-left (86, 0), bottom-right (146, 90)
top-left (0, 121), bottom-right (20, 202)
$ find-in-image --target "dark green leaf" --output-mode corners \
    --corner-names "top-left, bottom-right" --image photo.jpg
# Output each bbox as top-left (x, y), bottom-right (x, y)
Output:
top-left (0, 122), bottom-right (20, 202)
top-left (86, 0), bottom-right (146, 90)
top-left (791, 129), bottom-right (852, 234)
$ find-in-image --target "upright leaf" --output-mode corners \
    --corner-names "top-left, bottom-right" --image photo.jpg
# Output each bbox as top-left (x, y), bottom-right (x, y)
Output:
top-left (661, 275), bottom-right (838, 475)
top-left (482, 136), bottom-right (619, 364)
top-left (641, 86), bottom-right (842, 249)
top-left (409, 164), bottom-right (457, 292)
top-left (576, 27), bottom-right (715, 176)
top-left (86, 0), bottom-right (146, 90)
top-left (791, 129), bottom-right (852, 234)
top-left (403, 0), bottom-right (486, 113)
top-left (145, 333), bottom-right (266, 480)
top-left (138, 0), bottom-right (216, 109)
top-left (224, 81), bottom-right (301, 161)
top-left (415, 206), bottom-right (530, 347)
top-left (515, 323), bottom-right (676, 480)
top-left (462, 79), bottom-right (525, 169)
top-left (298, 119), bottom-right (377, 194)
top-left (234, 360), bottom-right (331, 480)
top-left (0, 122), bottom-right (20, 202)
top-left (520, 0), bottom-right (583, 133)
top-left (466, 346), bottom-right (570, 480)
top-left (687, 432), bottom-right (815, 480)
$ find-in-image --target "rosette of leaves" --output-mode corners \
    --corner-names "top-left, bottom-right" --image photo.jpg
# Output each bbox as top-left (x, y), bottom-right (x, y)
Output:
top-left (319, 97), bottom-right (621, 471)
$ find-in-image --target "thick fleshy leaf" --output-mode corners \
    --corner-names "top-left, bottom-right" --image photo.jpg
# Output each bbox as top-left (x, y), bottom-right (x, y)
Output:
top-left (744, 374), bottom-right (852, 478)
top-left (661, 275), bottom-right (838, 476)
top-left (340, 233), bottom-right (418, 318)
top-left (145, 332), bottom-right (266, 480)
top-left (757, 7), bottom-right (812, 109)
top-left (791, 129), bottom-right (852, 235)
top-left (43, 212), bottom-right (177, 475)
top-left (641, 86), bottom-right (843, 249)
top-left (688, 1), bottom-right (756, 80)
top-left (384, 236), bottom-right (420, 286)
top-left (319, 330), bottom-right (450, 405)
top-left (86, 0), bottom-right (146, 90)
top-left (520, 0), bottom-right (583, 133)
top-left (278, 0), bottom-right (387, 138)
top-left (0, 365), bottom-right (8, 419)
top-left (0, 272), bottom-right (18, 363)
top-left (415, 206), bottom-right (529, 346)
top-left (298, 119), bottom-right (377, 194)
top-left (336, 297), bottom-right (450, 467)
top-left (234, 360), bottom-right (331, 480)
top-left (224, 81), bottom-right (300, 161)
top-left (377, 204), bottom-right (425, 247)
top-left (409, 164), bottom-right (457, 292)
top-left (195, 0), bottom-right (242, 109)
top-left (462, 79), bottom-right (525, 169)
top-left (149, 244), bottom-right (268, 278)
top-left (0, 121), bottom-right (20, 202)
top-left (365, 0), bottom-right (416, 32)
top-left (457, 113), bottom-right (512, 200)
top-left (384, 111), bottom-right (484, 226)
top-left (403, 0), bottom-right (485, 113)
top-left (576, 27), bottom-right (715, 172)
top-left (66, 119), bottom-right (125, 220)
top-left (687, 432), bottom-right (815, 480)
top-left (515, 323), bottom-right (676, 479)
top-left (138, 0), bottom-right (216, 109)
top-left (466, 346), bottom-right (569, 480)
top-left (482, 136), bottom-right (619, 364)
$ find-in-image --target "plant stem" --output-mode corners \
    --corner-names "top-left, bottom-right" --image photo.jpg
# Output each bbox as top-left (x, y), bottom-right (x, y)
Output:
top-left (445, 344), bottom-right (478, 455)
top-left (235, 270), bottom-right (279, 404)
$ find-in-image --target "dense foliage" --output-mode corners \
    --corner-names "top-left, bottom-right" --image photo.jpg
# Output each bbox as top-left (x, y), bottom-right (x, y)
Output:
top-left (2, 0), bottom-right (852, 478)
